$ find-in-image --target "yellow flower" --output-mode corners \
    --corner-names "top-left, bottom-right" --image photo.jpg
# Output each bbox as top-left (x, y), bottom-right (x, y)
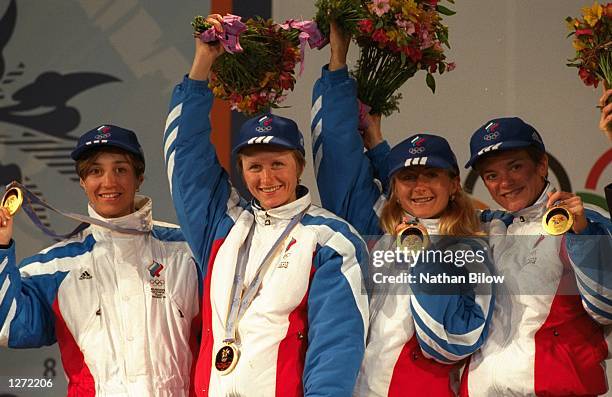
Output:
top-left (582, 1), bottom-right (602, 27)
top-left (573, 38), bottom-right (587, 51)
top-left (565, 18), bottom-right (579, 31)
top-left (386, 29), bottom-right (400, 42)
top-left (401, 0), bottom-right (418, 18)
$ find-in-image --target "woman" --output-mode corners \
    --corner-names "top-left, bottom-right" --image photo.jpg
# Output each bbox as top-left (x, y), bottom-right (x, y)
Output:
top-left (0, 125), bottom-right (200, 396)
top-left (162, 14), bottom-right (369, 397)
top-left (460, 117), bottom-right (612, 396)
top-left (311, 23), bottom-right (494, 396)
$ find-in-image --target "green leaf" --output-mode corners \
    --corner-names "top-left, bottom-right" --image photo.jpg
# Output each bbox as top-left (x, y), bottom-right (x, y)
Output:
top-left (439, 62), bottom-right (446, 74)
top-left (436, 5), bottom-right (456, 16)
top-left (401, 51), bottom-right (407, 65)
top-left (375, 19), bottom-right (384, 29)
top-left (446, 0), bottom-right (455, 3)
top-left (426, 73), bottom-right (436, 93)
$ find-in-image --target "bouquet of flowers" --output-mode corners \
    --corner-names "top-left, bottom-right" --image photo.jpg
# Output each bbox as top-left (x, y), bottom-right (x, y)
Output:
top-left (192, 15), bottom-right (323, 115)
top-left (566, 2), bottom-right (612, 90)
top-left (315, 0), bottom-right (456, 116)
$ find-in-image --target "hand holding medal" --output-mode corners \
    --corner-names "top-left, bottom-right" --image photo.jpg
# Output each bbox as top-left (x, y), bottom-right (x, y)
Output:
top-left (1, 184), bottom-right (23, 217)
top-left (0, 184), bottom-right (22, 245)
top-left (543, 190), bottom-right (587, 235)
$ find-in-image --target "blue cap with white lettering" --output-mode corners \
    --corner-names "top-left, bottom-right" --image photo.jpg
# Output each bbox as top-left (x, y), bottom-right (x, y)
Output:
top-left (71, 124), bottom-right (145, 163)
top-left (387, 134), bottom-right (459, 180)
top-left (465, 117), bottom-right (545, 169)
top-left (232, 114), bottom-right (305, 156)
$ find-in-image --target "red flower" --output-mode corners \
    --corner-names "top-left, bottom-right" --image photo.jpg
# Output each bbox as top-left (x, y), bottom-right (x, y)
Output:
top-left (372, 28), bottom-right (389, 44)
top-left (579, 67), bottom-right (599, 87)
top-left (358, 19), bottom-right (374, 34)
top-left (576, 28), bottom-right (594, 36)
top-left (403, 46), bottom-right (422, 62)
top-left (604, 3), bottom-right (612, 18)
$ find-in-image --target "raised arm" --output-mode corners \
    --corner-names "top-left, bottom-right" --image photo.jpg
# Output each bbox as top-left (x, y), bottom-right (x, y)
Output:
top-left (0, 209), bottom-right (63, 347)
top-left (303, 223), bottom-right (369, 396)
top-left (163, 15), bottom-right (243, 270)
top-left (311, 23), bottom-right (385, 236)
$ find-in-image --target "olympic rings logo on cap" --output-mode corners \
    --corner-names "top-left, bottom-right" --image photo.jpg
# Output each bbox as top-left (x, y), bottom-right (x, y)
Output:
top-left (483, 131), bottom-right (500, 141)
top-left (409, 146), bottom-right (425, 154)
top-left (95, 133), bottom-right (111, 140)
top-left (255, 126), bottom-right (272, 132)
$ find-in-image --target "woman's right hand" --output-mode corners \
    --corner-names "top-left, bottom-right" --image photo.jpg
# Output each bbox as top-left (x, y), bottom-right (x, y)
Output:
top-left (362, 113), bottom-right (383, 150)
top-left (0, 207), bottom-right (14, 246)
top-left (598, 86), bottom-right (612, 142)
top-left (189, 14), bottom-right (226, 81)
top-left (329, 21), bottom-right (351, 71)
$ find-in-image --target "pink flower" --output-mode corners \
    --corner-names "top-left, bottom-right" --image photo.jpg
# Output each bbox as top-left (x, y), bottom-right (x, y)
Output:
top-left (395, 16), bottom-right (415, 34)
top-left (371, 0), bottom-right (391, 17)
top-left (446, 62), bottom-right (456, 72)
top-left (419, 29), bottom-right (434, 49)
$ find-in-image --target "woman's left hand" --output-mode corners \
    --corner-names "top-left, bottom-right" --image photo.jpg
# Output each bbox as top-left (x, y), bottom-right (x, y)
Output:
top-left (546, 191), bottom-right (588, 234)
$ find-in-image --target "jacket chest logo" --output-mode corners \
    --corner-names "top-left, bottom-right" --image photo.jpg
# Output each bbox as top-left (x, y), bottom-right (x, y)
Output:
top-left (278, 237), bottom-right (297, 269)
top-left (148, 261), bottom-right (166, 299)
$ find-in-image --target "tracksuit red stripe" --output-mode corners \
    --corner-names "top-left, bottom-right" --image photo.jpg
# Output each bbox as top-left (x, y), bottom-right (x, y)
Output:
top-left (52, 297), bottom-right (95, 396)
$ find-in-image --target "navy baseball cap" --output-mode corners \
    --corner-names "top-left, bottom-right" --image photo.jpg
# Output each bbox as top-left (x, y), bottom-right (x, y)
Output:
top-left (232, 114), bottom-right (305, 156)
top-left (387, 134), bottom-right (459, 180)
top-left (465, 117), bottom-right (545, 169)
top-left (71, 124), bottom-right (145, 163)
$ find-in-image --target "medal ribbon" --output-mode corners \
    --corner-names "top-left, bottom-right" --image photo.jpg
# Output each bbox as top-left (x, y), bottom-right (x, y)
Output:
top-left (6, 181), bottom-right (147, 239)
top-left (223, 205), bottom-right (310, 345)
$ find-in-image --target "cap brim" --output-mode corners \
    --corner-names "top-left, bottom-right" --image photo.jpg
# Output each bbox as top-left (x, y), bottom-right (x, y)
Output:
top-left (232, 137), bottom-right (304, 155)
top-left (388, 156), bottom-right (457, 179)
top-left (71, 141), bottom-right (144, 162)
top-left (464, 140), bottom-right (538, 168)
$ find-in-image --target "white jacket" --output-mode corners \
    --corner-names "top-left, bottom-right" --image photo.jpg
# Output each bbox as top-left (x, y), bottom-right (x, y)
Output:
top-left (461, 185), bottom-right (612, 396)
top-left (0, 197), bottom-right (200, 397)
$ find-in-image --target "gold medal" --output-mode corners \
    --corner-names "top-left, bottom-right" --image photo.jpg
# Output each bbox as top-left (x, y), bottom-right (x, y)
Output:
top-left (542, 205), bottom-right (573, 235)
top-left (215, 343), bottom-right (239, 375)
top-left (396, 221), bottom-right (430, 251)
top-left (1, 186), bottom-right (23, 216)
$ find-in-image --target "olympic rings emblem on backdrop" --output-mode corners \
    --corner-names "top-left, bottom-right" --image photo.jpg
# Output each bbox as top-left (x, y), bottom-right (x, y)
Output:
top-left (409, 147), bottom-right (425, 154)
top-left (483, 131), bottom-right (500, 141)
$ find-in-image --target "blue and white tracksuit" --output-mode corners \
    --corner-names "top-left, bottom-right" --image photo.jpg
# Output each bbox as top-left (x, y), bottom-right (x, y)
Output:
top-left (163, 75), bottom-right (369, 397)
top-left (311, 65), bottom-right (494, 396)
top-left (0, 197), bottom-right (200, 397)
top-left (461, 185), bottom-right (612, 396)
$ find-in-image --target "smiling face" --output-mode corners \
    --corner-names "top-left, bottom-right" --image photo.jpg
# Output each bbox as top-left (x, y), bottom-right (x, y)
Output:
top-left (477, 148), bottom-right (548, 212)
top-left (239, 145), bottom-right (304, 210)
top-left (78, 151), bottom-right (143, 218)
top-left (393, 166), bottom-right (460, 219)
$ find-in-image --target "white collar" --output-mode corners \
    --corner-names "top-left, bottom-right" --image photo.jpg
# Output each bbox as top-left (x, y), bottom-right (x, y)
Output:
top-left (87, 195), bottom-right (152, 233)
top-left (252, 186), bottom-right (311, 226)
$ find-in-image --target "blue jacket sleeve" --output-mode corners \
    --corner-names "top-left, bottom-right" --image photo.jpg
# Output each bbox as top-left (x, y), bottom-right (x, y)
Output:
top-left (564, 209), bottom-right (612, 325)
top-left (0, 241), bottom-right (64, 348)
top-left (409, 237), bottom-right (495, 363)
top-left (311, 65), bottom-right (385, 236)
top-left (163, 76), bottom-right (241, 274)
top-left (303, 234), bottom-right (369, 396)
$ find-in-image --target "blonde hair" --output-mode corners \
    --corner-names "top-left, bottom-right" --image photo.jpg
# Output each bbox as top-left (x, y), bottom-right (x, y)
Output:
top-left (380, 171), bottom-right (482, 237)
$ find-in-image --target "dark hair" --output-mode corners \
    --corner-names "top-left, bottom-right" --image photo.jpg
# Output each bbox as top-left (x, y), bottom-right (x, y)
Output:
top-left (75, 147), bottom-right (146, 180)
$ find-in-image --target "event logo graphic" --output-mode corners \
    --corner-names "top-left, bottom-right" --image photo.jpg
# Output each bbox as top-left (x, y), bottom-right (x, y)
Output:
top-left (0, 0), bottom-right (120, 231)
top-left (256, 115), bottom-right (273, 132)
top-left (409, 135), bottom-right (426, 154)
